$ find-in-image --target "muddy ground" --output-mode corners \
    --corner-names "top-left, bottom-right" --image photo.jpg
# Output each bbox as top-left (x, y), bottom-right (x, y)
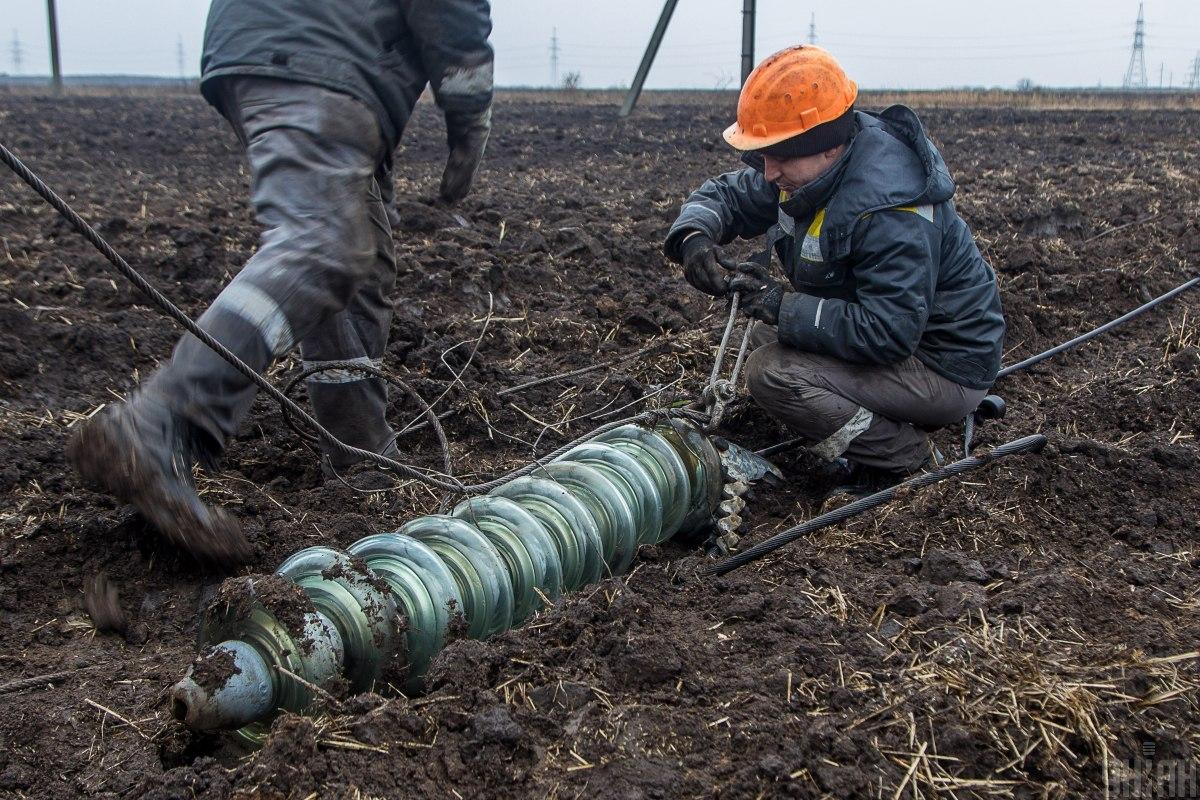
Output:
top-left (0, 90), bottom-right (1198, 798)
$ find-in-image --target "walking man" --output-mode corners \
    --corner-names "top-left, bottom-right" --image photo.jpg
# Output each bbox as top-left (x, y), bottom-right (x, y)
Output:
top-left (665, 46), bottom-right (1005, 492)
top-left (70, 0), bottom-right (495, 563)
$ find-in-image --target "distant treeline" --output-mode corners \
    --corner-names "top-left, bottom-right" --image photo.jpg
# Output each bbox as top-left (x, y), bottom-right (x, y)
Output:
top-left (2, 77), bottom-right (1196, 110)
top-left (0, 74), bottom-right (193, 86)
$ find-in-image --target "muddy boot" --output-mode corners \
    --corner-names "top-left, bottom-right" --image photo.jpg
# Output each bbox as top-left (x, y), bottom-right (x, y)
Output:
top-left (67, 396), bottom-right (252, 566)
top-left (320, 439), bottom-right (403, 491)
top-left (824, 447), bottom-right (945, 500)
top-left (827, 462), bottom-right (909, 498)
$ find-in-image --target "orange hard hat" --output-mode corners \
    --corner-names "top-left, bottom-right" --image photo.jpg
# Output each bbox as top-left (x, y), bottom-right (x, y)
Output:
top-left (723, 45), bottom-right (858, 154)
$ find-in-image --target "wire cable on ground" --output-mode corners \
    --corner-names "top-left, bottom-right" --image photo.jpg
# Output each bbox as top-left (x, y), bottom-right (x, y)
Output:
top-left (0, 140), bottom-right (469, 487)
top-left (706, 433), bottom-right (1048, 576)
top-left (0, 141), bottom-right (707, 496)
top-left (996, 275), bottom-right (1200, 379)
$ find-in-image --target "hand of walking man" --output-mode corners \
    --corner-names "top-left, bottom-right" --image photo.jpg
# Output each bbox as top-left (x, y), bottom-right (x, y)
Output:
top-left (440, 109), bottom-right (492, 204)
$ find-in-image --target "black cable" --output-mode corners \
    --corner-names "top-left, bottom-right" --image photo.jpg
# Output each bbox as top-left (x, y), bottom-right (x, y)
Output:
top-left (706, 434), bottom-right (1047, 576)
top-left (997, 276), bottom-right (1200, 379)
top-left (962, 413), bottom-right (976, 458)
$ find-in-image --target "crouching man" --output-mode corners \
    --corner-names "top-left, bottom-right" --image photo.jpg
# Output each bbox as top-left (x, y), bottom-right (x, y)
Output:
top-left (665, 46), bottom-right (1005, 492)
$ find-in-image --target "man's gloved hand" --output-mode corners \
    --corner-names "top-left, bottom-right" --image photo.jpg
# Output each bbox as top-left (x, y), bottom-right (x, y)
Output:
top-left (439, 108), bottom-right (492, 204)
top-left (680, 233), bottom-right (737, 297)
top-left (729, 262), bottom-right (786, 325)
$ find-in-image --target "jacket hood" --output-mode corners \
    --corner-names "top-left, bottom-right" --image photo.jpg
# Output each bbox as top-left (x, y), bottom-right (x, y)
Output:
top-left (839, 105), bottom-right (954, 210)
top-left (820, 105), bottom-right (955, 260)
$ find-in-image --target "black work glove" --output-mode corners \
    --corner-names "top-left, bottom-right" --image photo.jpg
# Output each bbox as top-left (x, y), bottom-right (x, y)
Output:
top-left (729, 262), bottom-right (785, 325)
top-left (439, 108), bottom-right (492, 204)
top-left (680, 233), bottom-right (737, 297)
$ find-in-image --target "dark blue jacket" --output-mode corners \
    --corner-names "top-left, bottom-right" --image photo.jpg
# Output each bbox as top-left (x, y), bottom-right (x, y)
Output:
top-left (666, 106), bottom-right (1005, 390)
top-left (200, 0), bottom-right (494, 151)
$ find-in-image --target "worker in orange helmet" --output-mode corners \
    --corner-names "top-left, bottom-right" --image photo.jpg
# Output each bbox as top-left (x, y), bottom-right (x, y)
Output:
top-left (664, 46), bottom-right (1005, 493)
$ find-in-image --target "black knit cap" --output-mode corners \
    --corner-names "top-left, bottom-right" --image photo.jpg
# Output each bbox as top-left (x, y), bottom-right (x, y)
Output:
top-left (755, 106), bottom-right (856, 158)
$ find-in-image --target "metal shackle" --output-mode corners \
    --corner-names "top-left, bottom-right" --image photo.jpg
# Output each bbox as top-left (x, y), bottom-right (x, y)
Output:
top-left (169, 420), bottom-right (721, 743)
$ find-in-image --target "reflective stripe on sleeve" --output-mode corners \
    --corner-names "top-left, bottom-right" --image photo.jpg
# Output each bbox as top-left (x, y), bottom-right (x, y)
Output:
top-left (684, 203), bottom-right (724, 230)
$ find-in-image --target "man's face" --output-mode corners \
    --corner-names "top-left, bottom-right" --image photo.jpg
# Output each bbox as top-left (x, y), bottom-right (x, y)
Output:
top-left (762, 144), bottom-right (847, 193)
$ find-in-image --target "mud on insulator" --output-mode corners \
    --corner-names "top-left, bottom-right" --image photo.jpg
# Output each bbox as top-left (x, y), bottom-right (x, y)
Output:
top-left (169, 419), bottom-right (759, 745)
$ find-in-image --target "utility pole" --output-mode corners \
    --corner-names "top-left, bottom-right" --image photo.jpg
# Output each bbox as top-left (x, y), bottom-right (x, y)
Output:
top-left (549, 27), bottom-right (559, 87)
top-left (740, 0), bottom-right (756, 86)
top-left (10, 29), bottom-right (22, 75)
top-left (808, 12), bottom-right (817, 45)
top-left (1123, 1), bottom-right (1147, 89)
top-left (46, 0), bottom-right (63, 93)
top-left (619, 0), bottom-right (679, 117)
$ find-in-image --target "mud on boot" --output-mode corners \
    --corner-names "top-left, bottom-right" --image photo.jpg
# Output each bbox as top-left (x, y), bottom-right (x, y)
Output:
top-left (823, 448), bottom-right (944, 500)
top-left (319, 439), bottom-right (404, 491)
top-left (67, 396), bottom-right (252, 566)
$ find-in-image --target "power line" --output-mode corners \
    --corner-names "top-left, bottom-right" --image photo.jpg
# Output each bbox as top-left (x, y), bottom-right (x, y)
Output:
top-left (1123, 1), bottom-right (1148, 89)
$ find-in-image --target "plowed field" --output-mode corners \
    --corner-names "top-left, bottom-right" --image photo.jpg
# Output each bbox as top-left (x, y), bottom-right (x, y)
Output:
top-left (1, 91), bottom-right (1197, 798)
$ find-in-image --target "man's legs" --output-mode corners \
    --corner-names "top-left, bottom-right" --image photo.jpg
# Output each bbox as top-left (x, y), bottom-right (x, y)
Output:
top-left (299, 171), bottom-right (399, 470)
top-left (70, 77), bottom-right (390, 562)
top-left (744, 325), bottom-right (985, 473)
top-left (145, 77), bottom-right (387, 448)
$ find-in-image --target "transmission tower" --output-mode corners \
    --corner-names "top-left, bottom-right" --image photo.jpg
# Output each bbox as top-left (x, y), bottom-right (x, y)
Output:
top-left (176, 35), bottom-right (186, 83)
top-left (1123, 1), bottom-right (1148, 89)
top-left (549, 27), bottom-right (559, 86)
top-left (808, 12), bottom-right (817, 45)
top-left (10, 29), bottom-right (21, 74)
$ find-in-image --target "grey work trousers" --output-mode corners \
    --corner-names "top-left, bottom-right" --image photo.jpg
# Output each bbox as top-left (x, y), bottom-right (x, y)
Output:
top-left (145, 77), bottom-right (398, 467)
top-left (743, 324), bottom-right (987, 472)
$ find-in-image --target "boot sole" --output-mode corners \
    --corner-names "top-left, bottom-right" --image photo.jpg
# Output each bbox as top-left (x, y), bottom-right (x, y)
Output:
top-left (68, 410), bottom-right (252, 566)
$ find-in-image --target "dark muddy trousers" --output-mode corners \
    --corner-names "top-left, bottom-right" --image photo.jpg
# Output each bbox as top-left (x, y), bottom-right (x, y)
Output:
top-left (145, 77), bottom-right (397, 467)
top-left (743, 324), bottom-right (987, 472)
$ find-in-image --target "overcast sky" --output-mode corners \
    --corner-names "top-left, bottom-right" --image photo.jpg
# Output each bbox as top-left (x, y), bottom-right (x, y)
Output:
top-left (5, 1), bottom-right (1200, 89)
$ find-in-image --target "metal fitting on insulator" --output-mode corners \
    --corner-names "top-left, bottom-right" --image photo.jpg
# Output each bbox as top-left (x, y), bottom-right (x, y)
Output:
top-left (169, 419), bottom-right (730, 743)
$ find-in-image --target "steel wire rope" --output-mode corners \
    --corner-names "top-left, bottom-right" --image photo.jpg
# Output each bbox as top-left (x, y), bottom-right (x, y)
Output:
top-left (0, 139), bottom-right (472, 490)
top-left (0, 141), bottom-right (719, 497)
